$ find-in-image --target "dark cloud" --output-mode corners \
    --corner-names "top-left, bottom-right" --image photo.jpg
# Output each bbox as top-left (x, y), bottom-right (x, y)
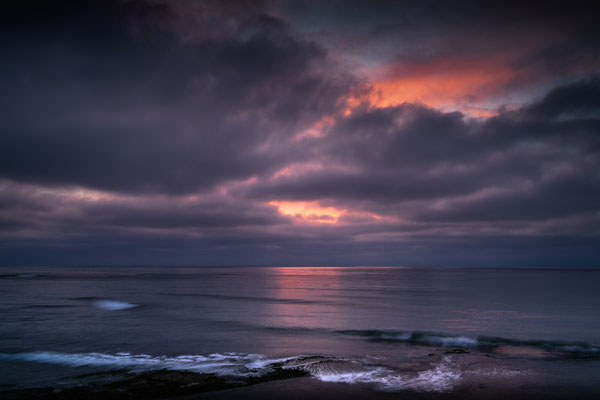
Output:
top-left (0, 1), bottom-right (599, 266)
top-left (524, 77), bottom-right (600, 119)
top-left (242, 79), bottom-right (600, 225)
top-left (0, 0), bottom-right (356, 194)
top-left (277, 0), bottom-right (600, 111)
top-left (279, 0), bottom-right (600, 54)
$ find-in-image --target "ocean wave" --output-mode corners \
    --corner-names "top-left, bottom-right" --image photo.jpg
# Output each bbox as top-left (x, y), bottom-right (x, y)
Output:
top-left (0, 274), bottom-right (38, 279)
top-left (337, 330), bottom-right (485, 347)
top-left (377, 359), bottom-right (461, 392)
top-left (285, 357), bottom-right (459, 391)
top-left (0, 351), bottom-right (459, 392)
top-left (0, 351), bottom-right (267, 377)
top-left (93, 300), bottom-right (139, 310)
top-left (336, 330), bottom-right (600, 355)
top-left (466, 368), bottom-right (532, 377)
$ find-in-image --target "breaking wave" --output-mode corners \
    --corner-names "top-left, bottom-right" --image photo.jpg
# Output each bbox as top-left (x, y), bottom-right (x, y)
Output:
top-left (287, 356), bottom-right (460, 392)
top-left (0, 351), bottom-right (460, 392)
top-left (336, 330), bottom-right (600, 355)
top-left (93, 300), bottom-right (139, 310)
top-left (66, 297), bottom-right (140, 310)
top-left (0, 352), bottom-right (267, 377)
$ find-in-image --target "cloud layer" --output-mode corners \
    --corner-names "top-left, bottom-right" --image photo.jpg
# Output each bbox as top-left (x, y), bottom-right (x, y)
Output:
top-left (1, 0), bottom-right (599, 266)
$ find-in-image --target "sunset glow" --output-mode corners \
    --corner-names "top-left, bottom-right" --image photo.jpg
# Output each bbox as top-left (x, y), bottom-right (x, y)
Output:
top-left (367, 76), bottom-right (504, 115)
top-left (269, 200), bottom-right (396, 225)
top-left (269, 200), bottom-right (344, 223)
top-left (362, 58), bottom-right (517, 116)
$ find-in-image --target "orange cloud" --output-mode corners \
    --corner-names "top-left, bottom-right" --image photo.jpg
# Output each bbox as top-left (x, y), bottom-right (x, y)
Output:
top-left (269, 200), bottom-right (344, 224)
top-left (294, 116), bottom-right (335, 140)
top-left (359, 57), bottom-right (519, 117)
top-left (269, 200), bottom-right (398, 225)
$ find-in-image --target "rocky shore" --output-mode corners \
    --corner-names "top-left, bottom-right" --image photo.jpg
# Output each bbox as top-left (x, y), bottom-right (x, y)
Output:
top-left (0, 368), bottom-right (308, 399)
top-left (2, 367), bottom-right (600, 400)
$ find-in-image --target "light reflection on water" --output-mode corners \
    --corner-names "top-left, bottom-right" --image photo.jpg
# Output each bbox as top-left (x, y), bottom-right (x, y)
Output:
top-left (1, 266), bottom-right (600, 391)
top-left (1, 266), bottom-right (599, 357)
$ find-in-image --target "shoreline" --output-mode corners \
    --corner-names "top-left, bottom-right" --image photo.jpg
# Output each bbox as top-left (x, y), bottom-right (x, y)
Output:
top-left (190, 377), bottom-right (600, 400)
top-left (2, 369), bottom-right (600, 400)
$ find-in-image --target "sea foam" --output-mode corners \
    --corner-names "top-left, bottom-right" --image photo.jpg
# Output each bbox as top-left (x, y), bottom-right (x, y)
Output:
top-left (336, 329), bottom-right (600, 354)
top-left (0, 351), bottom-right (461, 392)
top-left (93, 300), bottom-right (138, 310)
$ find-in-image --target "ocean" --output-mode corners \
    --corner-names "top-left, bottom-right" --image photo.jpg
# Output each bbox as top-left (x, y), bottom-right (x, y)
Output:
top-left (1, 266), bottom-right (599, 397)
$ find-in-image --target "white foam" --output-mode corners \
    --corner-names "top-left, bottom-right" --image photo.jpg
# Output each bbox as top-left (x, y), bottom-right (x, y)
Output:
top-left (383, 360), bottom-right (461, 392)
top-left (94, 300), bottom-right (138, 310)
top-left (0, 351), bottom-right (269, 377)
top-left (309, 358), bottom-right (461, 392)
top-left (467, 368), bottom-right (532, 377)
top-left (0, 351), bottom-right (461, 392)
top-left (245, 355), bottom-right (308, 369)
top-left (313, 367), bottom-right (388, 384)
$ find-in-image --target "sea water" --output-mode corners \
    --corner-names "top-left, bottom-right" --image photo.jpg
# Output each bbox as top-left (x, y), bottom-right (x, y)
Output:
top-left (1, 266), bottom-right (599, 393)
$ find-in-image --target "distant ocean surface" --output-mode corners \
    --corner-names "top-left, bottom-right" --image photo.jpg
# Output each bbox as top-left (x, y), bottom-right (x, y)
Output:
top-left (1, 266), bottom-right (600, 395)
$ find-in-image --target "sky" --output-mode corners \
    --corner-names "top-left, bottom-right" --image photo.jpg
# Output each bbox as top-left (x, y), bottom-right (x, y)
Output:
top-left (1, 0), bottom-right (599, 267)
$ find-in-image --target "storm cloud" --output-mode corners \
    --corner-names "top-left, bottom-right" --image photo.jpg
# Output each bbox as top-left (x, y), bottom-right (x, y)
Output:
top-left (1, 0), bottom-right (599, 266)
top-left (0, 0), bottom-right (357, 193)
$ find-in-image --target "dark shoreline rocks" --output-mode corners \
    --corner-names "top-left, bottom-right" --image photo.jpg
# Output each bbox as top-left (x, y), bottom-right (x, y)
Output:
top-left (0, 368), bottom-right (310, 399)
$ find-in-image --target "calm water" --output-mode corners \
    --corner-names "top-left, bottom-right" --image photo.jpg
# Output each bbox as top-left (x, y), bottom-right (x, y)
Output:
top-left (1, 266), bottom-right (600, 392)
